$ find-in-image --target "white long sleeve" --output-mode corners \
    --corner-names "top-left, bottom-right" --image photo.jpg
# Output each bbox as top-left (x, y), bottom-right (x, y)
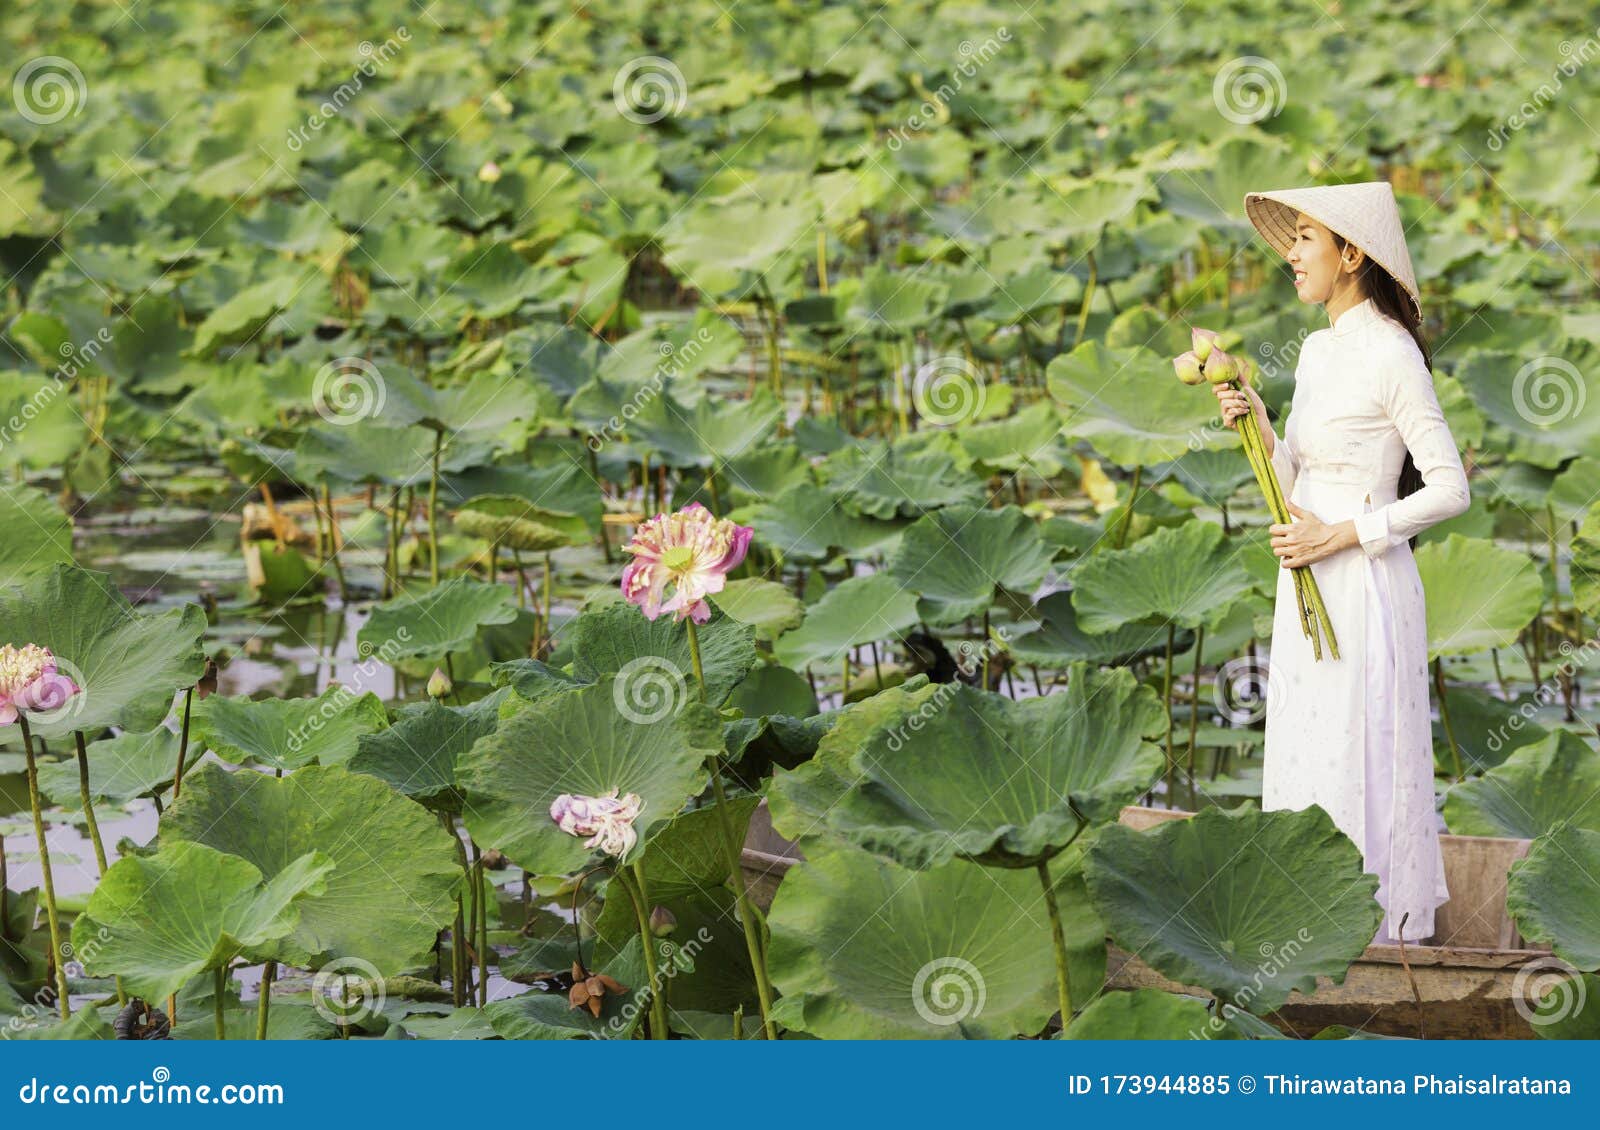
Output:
top-left (1351, 349), bottom-right (1470, 558)
top-left (1268, 424), bottom-right (1297, 503)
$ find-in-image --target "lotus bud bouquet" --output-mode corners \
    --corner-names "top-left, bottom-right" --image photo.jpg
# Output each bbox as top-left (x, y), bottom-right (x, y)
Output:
top-left (1174, 328), bottom-right (1339, 661)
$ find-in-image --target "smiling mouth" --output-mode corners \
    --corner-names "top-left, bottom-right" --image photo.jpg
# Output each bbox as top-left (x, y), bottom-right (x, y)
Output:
top-left (1293, 270), bottom-right (1307, 286)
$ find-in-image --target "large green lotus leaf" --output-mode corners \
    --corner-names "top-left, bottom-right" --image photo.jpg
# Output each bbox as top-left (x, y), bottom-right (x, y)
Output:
top-left (1453, 342), bottom-right (1600, 465)
top-left (1155, 136), bottom-right (1290, 235)
top-left (956, 401), bottom-right (1067, 476)
top-left (1063, 988), bottom-right (1237, 1039)
top-left (190, 685), bottom-right (390, 771)
top-left (593, 796), bottom-right (761, 1013)
top-left (459, 677), bottom-right (723, 873)
top-left (1568, 506), bottom-right (1600, 622)
top-left (0, 483), bottom-right (72, 588)
top-left (845, 263), bottom-right (951, 336)
top-left (0, 564), bottom-right (208, 740)
top-left (453, 495), bottom-right (589, 552)
top-left (813, 667), bottom-right (1165, 868)
top-left (357, 577), bottom-right (522, 663)
top-left (1083, 805), bottom-right (1384, 1014)
top-left (1010, 590), bottom-right (1186, 669)
top-left (3, 1007), bottom-right (115, 1041)
top-left (0, 373), bottom-right (85, 470)
top-left (437, 242), bottom-right (558, 320)
top-left (1417, 534), bottom-right (1542, 658)
top-left (1069, 520), bottom-right (1254, 633)
top-left (766, 844), bottom-right (1060, 1039)
top-left (772, 573), bottom-right (921, 669)
top-left (819, 443), bottom-right (987, 518)
top-left (570, 600), bottom-right (756, 707)
top-left (293, 424), bottom-right (437, 488)
top-left (1046, 339), bottom-right (1220, 469)
top-left (627, 388), bottom-right (783, 467)
top-left (768, 678), bottom-right (943, 845)
top-left (659, 196), bottom-right (813, 297)
top-left (38, 726), bottom-right (179, 808)
top-left (348, 688), bottom-right (509, 812)
top-left (72, 840), bottom-right (333, 1002)
top-left (708, 578), bottom-right (803, 639)
top-left (421, 374), bottom-right (552, 439)
top-left (188, 274), bottom-right (300, 356)
top-left (484, 934), bottom-right (651, 1040)
top-left (744, 483), bottom-right (909, 562)
top-left (161, 764), bottom-right (461, 975)
top-left (1443, 730), bottom-right (1600, 839)
top-left (887, 504), bottom-right (1056, 625)
top-left (1506, 826), bottom-right (1600, 972)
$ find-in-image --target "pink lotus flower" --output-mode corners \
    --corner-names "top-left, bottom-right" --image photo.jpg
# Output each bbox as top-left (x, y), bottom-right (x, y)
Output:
top-left (550, 790), bottom-right (645, 858)
top-left (620, 502), bottom-right (753, 624)
top-left (1173, 351), bottom-right (1205, 385)
top-left (1191, 326), bottom-right (1222, 362)
top-left (0, 643), bottom-right (79, 726)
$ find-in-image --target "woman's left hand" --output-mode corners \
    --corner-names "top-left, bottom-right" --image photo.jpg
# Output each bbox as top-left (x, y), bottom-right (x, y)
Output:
top-left (1270, 501), bottom-right (1344, 568)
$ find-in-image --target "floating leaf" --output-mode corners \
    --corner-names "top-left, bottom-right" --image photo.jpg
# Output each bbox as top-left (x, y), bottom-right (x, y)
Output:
top-left (191, 685), bottom-right (390, 771)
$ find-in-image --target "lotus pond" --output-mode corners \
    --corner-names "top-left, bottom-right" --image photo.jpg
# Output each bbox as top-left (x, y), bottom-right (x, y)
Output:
top-left (2, 0), bottom-right (1600, 1043)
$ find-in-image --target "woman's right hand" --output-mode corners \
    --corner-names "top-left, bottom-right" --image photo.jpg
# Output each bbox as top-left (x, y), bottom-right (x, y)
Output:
top-left (1212, 382), bottom-right (1275, 453)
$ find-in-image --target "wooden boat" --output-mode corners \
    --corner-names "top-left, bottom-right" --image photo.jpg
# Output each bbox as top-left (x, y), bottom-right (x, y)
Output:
top-left (739, 801), bottom-right (1558, 1039)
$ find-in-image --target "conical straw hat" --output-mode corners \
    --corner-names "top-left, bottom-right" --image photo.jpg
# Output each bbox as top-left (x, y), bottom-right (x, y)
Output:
top-left (1243, 181), bottom-right (1421, 324)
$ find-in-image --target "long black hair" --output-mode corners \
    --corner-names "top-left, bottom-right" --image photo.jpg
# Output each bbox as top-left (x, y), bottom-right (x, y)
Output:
top-left (1331, 232), bottom-right (1428, 551)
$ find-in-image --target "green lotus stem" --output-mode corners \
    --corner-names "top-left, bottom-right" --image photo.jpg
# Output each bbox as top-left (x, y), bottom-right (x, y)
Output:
top-left (614, 865), bottom-right (668, 1039)
top-left (256, 960), bottom-right (275, 1039)
top-left (705, 460), bottom-right (722, 517)
top-left (442, 813), bottom-right (469, 1006)
top-left (1035, 857), bottom-right (1074, 1030)
top-left (1114, 465), bottom-right (1142, 549)
top-left (215, 965), bottom-right (227, 1039)
top-left (541, 553), bottom-right (553, 656)
top-left (1072, 250), bottom-right (1097, 350)
top-left (1162, 623), bottom-right (1175, 805)
top-left (1433, 657), bottom-right (1464, 779)
top-left (685, 620), bottom-right (778, 1040)
top-left (816, 229), bottom-right (829, 294)
top-left (321, 482), bottom-right (347, 600)
top-left (72, 731), bottom-right (109, 878)
top-left (1187, 625), bottom-right (1204, 798)
top-left (472, 843), bottom-right (489, 1009)
top-left (893, 339), bottom-right (910, 437)
top-left (173, 686), bottom-right (193, 800)
top-left (18, 716), bottom-right (69, 1020)
top-left (428, 429), bottom-right (442, 586)
top-left (512, 548), bottom-right (528, 610)
top-left (73, 731), bottom-right (124, 1007)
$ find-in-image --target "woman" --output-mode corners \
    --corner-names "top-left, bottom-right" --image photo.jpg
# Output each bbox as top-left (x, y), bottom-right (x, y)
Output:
top-left (1216, 181), bottom-right (1471, 945)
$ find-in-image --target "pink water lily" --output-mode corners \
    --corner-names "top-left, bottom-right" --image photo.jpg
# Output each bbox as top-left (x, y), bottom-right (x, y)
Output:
top-left (0, 643), bottom-right (79, 726)
top-left (620, 502), bottom-right (753, 624)
top-left (550, 790), bottom-right (644, 858)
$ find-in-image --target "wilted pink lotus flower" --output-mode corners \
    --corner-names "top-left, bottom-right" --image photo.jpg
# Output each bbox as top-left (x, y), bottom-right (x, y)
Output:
top-left (0, 644), bottom-right (79, 725)
top-left (550, 790), bottom-right (644, 858)
top-left (620, 502), bottom-right (753, 624)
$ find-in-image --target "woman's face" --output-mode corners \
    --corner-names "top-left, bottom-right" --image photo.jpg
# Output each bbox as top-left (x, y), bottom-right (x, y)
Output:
top-left (1284, 213), bottom-right (1359, 305)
